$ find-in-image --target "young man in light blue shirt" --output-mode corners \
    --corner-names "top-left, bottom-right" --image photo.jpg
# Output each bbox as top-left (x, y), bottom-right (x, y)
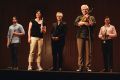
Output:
top-left (7, 16), bottom-right (25, 70)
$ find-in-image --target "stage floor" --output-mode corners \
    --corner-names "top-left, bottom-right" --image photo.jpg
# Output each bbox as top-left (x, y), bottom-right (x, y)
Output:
top-left (0, 69), bottom-right (120, 80)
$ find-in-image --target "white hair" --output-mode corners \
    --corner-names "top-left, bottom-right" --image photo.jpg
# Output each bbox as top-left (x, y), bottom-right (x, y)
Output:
top-left (56, 12), bottom-right (63, 17)
top-left (81, 4), bottom-right (89, 10)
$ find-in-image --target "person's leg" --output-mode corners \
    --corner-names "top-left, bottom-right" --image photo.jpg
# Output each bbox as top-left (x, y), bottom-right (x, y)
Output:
top-left (102, 41), bottom-right (108, 71)
top-left (58, 45), bottom-right (64, 70)
top-left (37, 38), bottom-right (43, 70)
top-left (10, 44), bottom-right (14, 69)
top-left (51, 41), bottom-right (58, 70)
top-left (77, 38), bottom-right (84, 71)
top-left (28, 37), bottom-right (37, 70)
top-left (106, 42), bottom-right (110, 72)
top-left (13, 43), bottom-right (19, 69)
top-left (85, 40), bottom-right (91, 72)
top-left (108, 40), bottom-right (113, 71)
top-left (10, 43), bottom-right (19, 69)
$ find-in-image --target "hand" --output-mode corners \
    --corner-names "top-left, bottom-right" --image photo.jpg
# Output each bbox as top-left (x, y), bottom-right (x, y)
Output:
top-left (101, 31), bottom-right (105, 37)
top-left (101, 32), bottom-right (109, 39)
top-left (84, 22), bottom-right (90, 26)
top-left (78, 21), bottom-right (89, 26)
top-left (106, 33), bottom-right (109, 37)
top-left (41, 26), bottom-right (46, 33)
top-left (84, 15), bottom-right (89, 19)
top-left (28, 37), bottom-right (31, 43)
top-left (89, 20), bottom-right (94, 26)
top-left (7, 43), bottom-right (10, 48)
top-left (13, 32), bottom-right (19, 36)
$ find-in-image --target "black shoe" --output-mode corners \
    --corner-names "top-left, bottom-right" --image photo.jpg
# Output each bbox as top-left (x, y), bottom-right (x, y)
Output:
top-left (100, 68), bottom-right (105, 72)
top-left (58, 68), bottom-right (62, 71)
top-left (110, 69), bottom-right (112, 72)
top-left (50, 68), bottom-right (57, 71)
top-left (102, 69), bottom-right (108, 72)
top-left (13, 67), bottom-right (18, 70)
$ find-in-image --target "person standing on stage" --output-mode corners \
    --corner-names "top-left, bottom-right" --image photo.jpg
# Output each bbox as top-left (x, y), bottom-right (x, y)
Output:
top-left (51, 12), bottom-right (67, 71)
top-left (75, 4), bottom-right (96, 72)
top-left (28, 10), bottom-right (46, 71)
top-left (98, 16), bottom-right (117, 72)
top-left (7, 16), bottom-right (25, 70)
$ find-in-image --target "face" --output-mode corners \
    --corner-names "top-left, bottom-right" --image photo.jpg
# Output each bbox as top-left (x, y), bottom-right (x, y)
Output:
top-left (12, 17), bottom-right (17, 23)
top-left (104, 18), bottom-right (110, 24)
top-left (81, 6), bottom-right (89, 15)
top-left (36, 11), bottom-right (42, 18)
top-left (56, 15), bottom-right (63, 21)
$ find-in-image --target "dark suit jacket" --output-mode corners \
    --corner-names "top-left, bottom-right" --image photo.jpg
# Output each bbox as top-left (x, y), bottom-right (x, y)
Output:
top-left (51, 21), bottom-right (67, 46)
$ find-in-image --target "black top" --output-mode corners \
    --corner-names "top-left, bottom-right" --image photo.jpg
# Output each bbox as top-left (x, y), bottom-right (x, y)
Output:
top-left (51, 21), bottom-right (67, 45)
top-left (31, 19), bottom-right (45, 38)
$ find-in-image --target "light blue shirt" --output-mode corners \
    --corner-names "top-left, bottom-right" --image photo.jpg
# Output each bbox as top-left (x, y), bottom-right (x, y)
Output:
top-left (7, 23), bottom-right (25, 43)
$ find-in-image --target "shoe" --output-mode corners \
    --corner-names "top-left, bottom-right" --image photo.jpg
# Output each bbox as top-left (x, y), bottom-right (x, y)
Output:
top-left (76, 67), bottom-right (82, 72)
top-left (50, 68), bottom-right (57, 71)
top-left (7, 67), bottom-right (13, 70)
top-left (37, 67), bottom-right (43, 71)
top-left (87, 67), bottom-right (92, 72)
top-left (87, 69), bottom-right (92, 72)
top-left (100, 68), bottom-right (105, 72)
top-left (104, 69), bottom-right (108, 72)
top-left (110, 69), bottom-right (112, 72)
top-left (28, 66), bottom-right (32, 70)
top-left (13, 67), bottom-right (18, 70)
top-left (58, 68), bottom-right (62, 71)
top-left (76, 69), bottom-right (81, 71)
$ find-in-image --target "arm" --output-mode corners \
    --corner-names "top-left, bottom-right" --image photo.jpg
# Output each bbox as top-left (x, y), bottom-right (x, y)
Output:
top-left (78, 15), bottom-right (90, 26)
top-left (89, 16), bottom-right (96, 26)
top-left (7, 38), bottom-right (10, 48)
top-left (98, 27), bottom-right (103, 39)
top-left (7, 29), bottom-right (11, 48)
top-left (58, 23), bottom-right (67, 39)
top-left (41, 25), bottom-right (46, 33)
top-left (13, 25), bottom-right (25, 36)
top-left (41, 19), bottom-right (46, 33)
top-left (28, 22), bottom-right (32, 43)
top-left (51, 23), bottom-right (57, 40)
top-left (108, 26), bottom-right (117, 38)
top-left (13, 32), bottom-right (25, 36)
top-left (75, 15), bottom-right (93, 27)
top-left (75, 16), bottom-right (86, 26)
top-left (79, 15), bottom-right (96, 27)
top-left (78, 21), bottom-right (88, 26)
top-left (75, 16), bottom-right (82, 26)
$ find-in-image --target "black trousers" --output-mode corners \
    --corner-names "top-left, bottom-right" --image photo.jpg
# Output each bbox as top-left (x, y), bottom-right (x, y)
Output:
top-left (101, 39), bottom-right (113, 71)
top-left (51, 41), bottom-right (64, 70)
top-left (9, 43), bottom-right (19, 68)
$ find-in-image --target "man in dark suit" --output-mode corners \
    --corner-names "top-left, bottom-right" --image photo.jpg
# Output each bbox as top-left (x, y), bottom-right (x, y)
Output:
top-left (51, 12), bottom-right (67, 71)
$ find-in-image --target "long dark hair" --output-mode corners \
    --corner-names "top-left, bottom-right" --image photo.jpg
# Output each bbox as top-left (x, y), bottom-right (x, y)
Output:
top-left (35, 9), bottom-right (43, 19)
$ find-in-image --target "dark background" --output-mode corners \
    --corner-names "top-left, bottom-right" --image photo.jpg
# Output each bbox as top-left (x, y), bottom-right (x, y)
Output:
top-left (0, 0), bottom-right (120, 71)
